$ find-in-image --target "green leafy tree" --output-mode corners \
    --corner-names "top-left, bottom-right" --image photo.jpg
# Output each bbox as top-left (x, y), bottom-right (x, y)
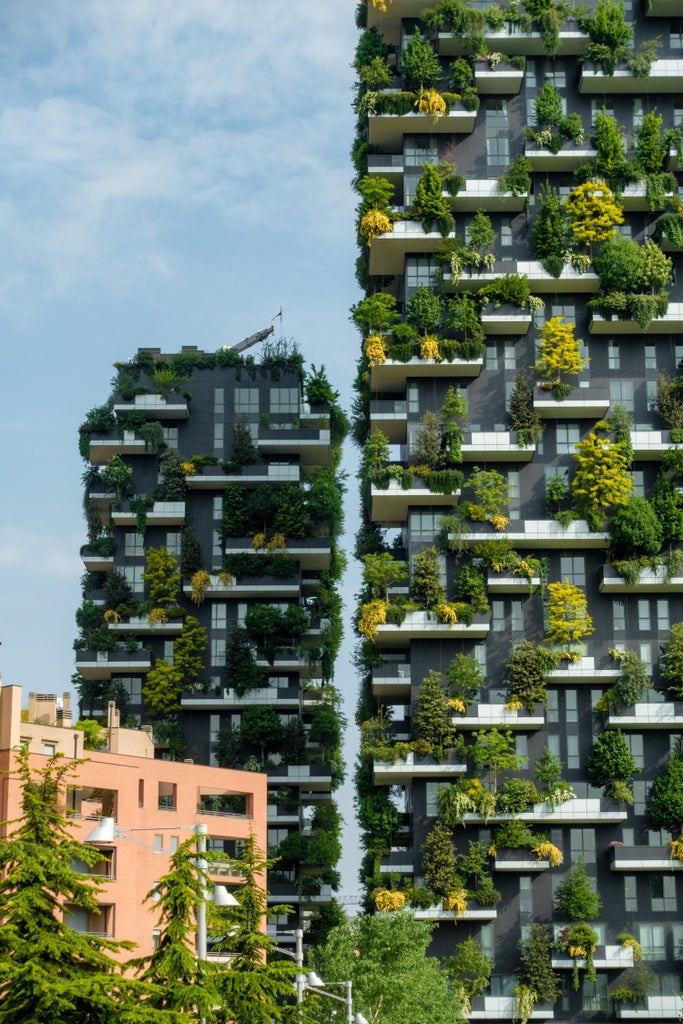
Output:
top-left (544, 579), bottom-right (594, 652)
top-left (505, 641), bottom-right (549, 711)
top-left (240, 705), bottom-right (284, 763)
top-left (415, 670), bottom-right (454, 753)
top-left (0, 749), bottom-right (178, 1024)
top-left (446, 653), bottom-right (484, 703)
top-left (179, 525), bottom-right (202, 579)
top-left (660, 622), bottom-right (683, 697)
top-left (406, 286), bottom-right (443, 336)
top-left (468, 466), bottom-right (509, 517)
top-left (224, 626), bottom-right (265, 696)
top-left (411, 410), bottom-right (443, 470)
top-left (143, 546), bottom-right (181, 607)
top-left (214, 725), bottom-right (243, 769)
top-left (592, 112), bottom-right (630, 184)
top-left (309, 703), bottom-right (342, 761)
top-left (311, 912), bottom-right (467, 1024)
top-left (158, 449), bottom-right (187, 501)
top-left (210, 833), bottom-right (304, 1024)
top-left (100, 454), bottom-right (132, 502)
top-left (411, 545), bottom-right (446, 609)
top-left (554, 857), bottom-right (602, 920)
top-left (231, 416), bottom-right (260, 466)
top-left (648, 742), bottom-right (683, 836)
top-left (447, 936), bottom-right (493, 1005)
top-left (571, 433), bottom-right (633, 528)
top-left (635, 109), bottom-right (667, 174)
top-left (75, 719), bottom-right (105, 751)
top-left (400, 27), bottom-right (442, 91)
top-left (535, 317), bottom-right (586, 388)
top-left (412, 163), bottom-right (453, 234)
top-left (518, 924), bottom-right (561, 1007)
top-left (532, 185), bottom-right (566, 271)
top-left (609, 648), bottom-right (650, 708)
top-left (608, 497), bottom-right (662, 559)
top-left (563, 179), bottom-right (624, 249)
top-left (652, 469), bottom-right (683, 546)
top-left (363, 552), bottom-right (408, 600)
top-left (351, 293), bottom-right (400, 336)
top-left (470, 727), bottom-right (525, 794)
top-left (422, 820), bottom-right (457, 897)
top-left (173, 615), bottom-right (208, 691)
top-left (586, 729), bottom-right (637, 793)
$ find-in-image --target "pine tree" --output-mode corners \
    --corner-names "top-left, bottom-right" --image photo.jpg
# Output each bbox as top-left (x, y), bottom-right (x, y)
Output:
top-left (414, 670), bottom-right (454, 753)
top-left (422, 820), bottom-right (457, 897)
top-left (143, 546), bottom-right (181, 607)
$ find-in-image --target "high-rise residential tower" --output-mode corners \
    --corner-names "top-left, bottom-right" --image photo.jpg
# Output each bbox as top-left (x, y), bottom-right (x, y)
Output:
top-left (74, 337), bottom-right (347, 950)
top-left (353, 0), bottom-right (683, 1018)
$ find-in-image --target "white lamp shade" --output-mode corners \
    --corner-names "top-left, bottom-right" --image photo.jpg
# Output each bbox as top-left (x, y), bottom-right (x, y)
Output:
top-left (84, 816), bottom-right (116, 843)
top-left (213, 885), bottom-right (239, 908)
top-left (306, 971), bottom-right (325, 988)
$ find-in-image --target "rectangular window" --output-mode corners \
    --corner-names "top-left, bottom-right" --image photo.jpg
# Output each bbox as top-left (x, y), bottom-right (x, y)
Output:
top-left (565, 690), bottom-right (578, 724)
top-left (631, 470), bottom-right (645, 497)
top-left (624, 875), bottom-right (637, 913)
top-left (154, 835), bottom-right (163, 853)
top-left (610, 379), bottom-right (634, 412)
top-left (119, 677), bottom-right (142, 703)
top-left (211, 639), bottom-right (226, 666)
top-left (501, 217), bottom-right (513, 247)
top-left (492, 601), bottom-right (505, 632)
top-left (235, 389), bottom-right (259, 414)
top-left (672, 925), bottom-right (683, 959)
top-left (409, 511), bottom-right (439, 542)
top-left (162, 427), bottom-right (178, 448)
top-left (123, 565), bottom-right (145, 591)
top-left (214, 387), bottom-right (224, 413)
top-left (545, 63), bottom-right (566, 89)
top-left (639, 642), bottom-right (652, 673)
top-left (486, 99), bottom-right (509, 168)
top-left (632, 97), bottom-right (644, 128)
top-left (474, 644), bottom-right (486, 679)
top-left (486, 343), bottom-right (498, 371)
top-left (405, 256), bottom-right (436, 291)
top-left (546, 690), bottom-right (559, 724)
top-left (165, 531), bottom-right (181, 556)
top-left (213, 422), bottom-right (224, 450)
top-left (550, 302), bottom-right (575, 320)
top-left (670, 23), bottom-right (683, 49)
top-left (504, 339), bottom-right (516, 370)
top-left (651, 875), bottom-right (677, 912)
top-left (592, 99), bottom-right (614, 122)
top-left (644, 345), bottom-right (657, 371)
top-left (211, 604), bottom-right (227, 630)
top-left (566, 734), bottom-right (580, 770)
top-left (124, 532), bottom-right (145, 557)
top-left (560, 556), bottom-right (585, 587)
top-left (519, 876), bottom-right (532, 915)
top-left (626, 734), bottom-right (644, 769)
top-left (403, 135), bottom-right (438, 163)
top-left (583, 976), bottom-right (608, 1012)
top-left (169, 836), bottom-right (179, 854)
top-left (608, 340), bottom-right (620, 370)
top-left (638, 599), bottom-right (651, 632)
top-left (407, 383), bottom-right (419, 414)
top-left (270, 388), bottom-right (299, 414)
top-left (657, 599), bottom-right (669, 631)
top-left (511, 600), bottom-right (523, 633)
top-left (526, 59), bottom-right (536, 88)
top-left (613, 599), bottom-right (626, 632)
top-left (157, 782), bottom-right (176, 811)
top-left (556, 423), bottom-right (580, 454)
top-left (640, 924), bottom-right (666, 959)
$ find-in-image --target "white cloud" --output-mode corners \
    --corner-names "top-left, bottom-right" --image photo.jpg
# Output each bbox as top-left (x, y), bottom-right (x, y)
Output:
top-left (0, 526), bottom-right (82, 578)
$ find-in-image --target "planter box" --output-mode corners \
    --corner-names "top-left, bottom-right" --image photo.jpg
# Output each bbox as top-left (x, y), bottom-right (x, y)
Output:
top-left (454, 703), bottom-right (544, 731)
top-left (374, 610), bottom-right (490, 647)
top-left (611, 845), bottom-right (683, 871)
top-left (373, 751), bottom-right (467, 785)
top-left (113, 394), bottom-right (188, 419)
top-left (370, 356), bottom-right (483, 392)
top-left (552, 944), bottom-right (634, 970)
top-left (606, 702), bottom-right (683, 730)
top-left (590, 303), bottom-right (683, 334)
top-left (474, 64), bottom-right (524, 94)
top-left (494, 849), bottom-right (550, 871)
top-left (368, 108), bottom-right (476, 148)
top-left (580, 60), bottom-right (683, 94)
top-left (545, 656), bottom-right (620, 685)
top-left (533, 384), bottom-right (609, 419)
top-left (451, 519), bottom-right (608, 549)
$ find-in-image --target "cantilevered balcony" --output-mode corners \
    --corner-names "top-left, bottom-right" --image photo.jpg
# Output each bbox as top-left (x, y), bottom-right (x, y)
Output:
top-left (256, 426), bottom-right (330, 467)
top-left (368, 107), bottom-right (476, 148)
top-left (600, 563), bottom-right (683, 593)
top-left (533, 384), bottom-right (610, 419)
top-left (373, 751), bottom-right (466, 785)
top-left (617, 996), bottom-right (683, 1019)
top-left (182, 574), bottom-right (300, 601)
top-left (223, 537), bottom-right (330, 571)
top-left (111, 501), bottom-right (185, 527)
top-left (107, 614), bottom-right (184, 635)
top-left (113, 394), bottom-right (189, 420)
top-left (474, 64), bottom-right (524, 94)
top-left (256, 653), bottom-right (323, 678)
top-left (481, 304), bottom-right (532, 335)
top-left (589, 304), bottom-right (683, 334)
top-left (75, 649), bottom-right (151, 680)
top-left (372, 662), bottom-right (411, 700)
top-left (267, 882), bottom-right (333, 905)
top-left (463, 797), bottom-right (627, 825)
top-left (487, 569), bottom-right (541, 594)
top-left (580, 60), bottom-right (683, 94)
top-left (611, 845), bottom-right (683, 872)
top-left (443, 259), bottom-right (599, 293)
top-left (493, 849), bottom-right (551, 871)
top-left (552, 945), bottom-right (634, 971)
top-left (621, 182), bottom-right (674, 211)
top-left (470, 996), bottom-right (553, 1020)
top-left (88, 431), bottom-right (155, 464)
top-left (645, 0), bottom-right (678, 11)
top-left (410, 905), bottom-right (498, 923)
top-left (451, 519), bottom-right (608, 549)
top-left (606, 702), bottom-right (683, 730)
top-left (371, 479), bottom-right (460, 526)
top-left (453, 703), bottom-right (544, 731)
top-left (631, 429), bottom-right (678, 460)
top-left (369, 355), bottom-right (483, 392)
top-left (182, 685), bottom-right (305, 712)
top-left (186, 463), bottom-right (300, 490)
top-left (461, 431), bottom-right (536, 462)
top-left (668, 146), bottom-right (683, 173)
top-left (369, 399), bottom-right (407, 442)
top-left (368, 220), bottom-right (443, 276)
top-left (451, 179), bottom-right (528, 213)
top-left (524, 141), bottom-right (597, 172)
top-left (80, 547), bottom-right (115, 572)
top-left (545, 656), bottom-right (620, 685)
top-left (437, 25), bottom-right (588, 57)
top-left (266, 765), bottom-right (332, 792)
top-left (374, 610), bottom-right (490, 647)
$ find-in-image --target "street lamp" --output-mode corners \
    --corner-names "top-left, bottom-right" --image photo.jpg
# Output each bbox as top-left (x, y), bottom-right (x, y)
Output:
top-left (84, 817), bottom-right (238, 959)
top-left (296, 970), bottom-right (369, 1024)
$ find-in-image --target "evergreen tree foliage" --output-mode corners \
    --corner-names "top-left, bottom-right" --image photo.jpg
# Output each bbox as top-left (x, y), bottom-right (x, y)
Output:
top-left (505, 641), bottom-right (549, 711)
top-left (660, 622), bottom-right (683, 697)
top-left (411, 545), bottom-right (446, 608)
top-left (143, 546), bottom-right (181, 607)
top-left (518, 924), bottom-right (561, 1006)
top-left (414, 670), bottom-right (454, 752)
top-left (544, 579), bottom-right (594, 651)
top-left (422, 820), bottom-right (457, 897)
top-left (554, 858), bottom-right (602, 920)
top-left (400, 27), bottom-right (442, 91)
top-left (648, 742), bottom-right (683, 836)
top-left (586, 729), bottom-right (637, 790)
top-left (470, 728), bottom-right (525, 794)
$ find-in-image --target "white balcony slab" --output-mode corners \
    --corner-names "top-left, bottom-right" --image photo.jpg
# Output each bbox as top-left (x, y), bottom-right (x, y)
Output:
top-left (630, 429), bottom-right (678, 460)
top-left (453, 703), bottom-right (544, 730)
top-left (437, 27), bottom-right (588, 57)
top-left (372, 664), bottom-right (412, 700)
top-left (580, 60), bottom-right (683, 94)
top-left (552, 945), bottom-right (634, 970)
top-left (487, 570), bottom-right (540, 593)
top-left (451, 179), bottom-right (527, 212)
top-left (371, 480), bottom-right (460, 526)
top-left (373, 752), bottom-right (466, 785)
top-left (494, 850), bottom-right (550, 871)
top-left (462, 431), bottom-right (536, 462)
top-left (187, 464), bottom-right (300, 489)
top-left (590, 304), bottom-right (683, 334)
top-left (534, 386), bottom-right (610, 418)
top-left (114, 394), bottom-right (189, 419)
top-left (524, 143), bottom-right (598, 172)
top-left (452, 520), bottom-right (608, 549)
top-left (111, 501), bottom-right (186, 527)
top-left (617, 995), bottom-right (682, 1019)
top-left (545, 656), bottom-right (620, 684)
top-left (374, 610), bottom-right (490, 646)
top-left (611, 845), bottom-right (683, 871)
top-left (88, 431), bottom-right (155, 463)
top-left (463, 798), bottom-right (626, 825)
top-left (470, 995), bottom-right (553, 1020)
top-left (368, 109), bottom-right (476, 148)
top-left (370, 356), bottom-right (483, 391)
top-left (474, 67), bottom-right (524, 94)
top-left (481, 310), bottom-right (532, 335)
top-left (607, 703), bottom-right (683, 730)
top-left (600, 563), bottom-right (683, 592)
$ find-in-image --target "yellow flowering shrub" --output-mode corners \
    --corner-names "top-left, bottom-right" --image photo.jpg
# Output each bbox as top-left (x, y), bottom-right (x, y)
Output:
top-left (218, 571), bottom-right (234, 586)
top-left (670, 838), bottom-right (683, 864)
top-left (365, 334), bottom-right (387, 366)
top-left (420, 336), bottom-right (442, 362)
top-left (374, 888), bottom-right (405, 912)
top-left (443, 889), bottom-right (468, 914)
top-left (504, 699), bottom-right (523, 712)
top-left (416, 88), bottom-right (447, 122)
top-left (531, 841), bottom-right (563, 867)
top-left (149, 607), bottom-right (169, 625)
top-left (360, 210), bottom-right (393, 244)
top-left (513, 559), bottom-right (537, 580)
top-left (190, 570), bottom-right (212, 606)
top-left (251, 533), bottom-right (266, 550)
top-left (370, 0), bottom-right (392, 8)
top-left (448, 697), bottom-right (466, 714)
top-left (180, 461), bottom-right (196, 476)
top-left (618, 935), bottom-right (642, 961)
top-left (435, 603), bottom-right (458, 625)
top-left (267, 533), bottom-right (287, 553)
top-left (466, 503), bottom-right (487, 521)
top-left (103, 609), bottom-right (120, 624)
top-left (358, 599), bottom-right (388, 641)
top-left (489, 514), bottom-right (511, 531)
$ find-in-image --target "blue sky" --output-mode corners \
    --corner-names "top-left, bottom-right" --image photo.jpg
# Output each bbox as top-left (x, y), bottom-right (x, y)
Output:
top-left (0, 1), bottom-right (363, 897)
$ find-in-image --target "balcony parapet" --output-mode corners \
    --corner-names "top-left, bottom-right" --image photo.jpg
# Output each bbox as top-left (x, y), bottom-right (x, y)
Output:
top-left (611, 845), bottom-right (683, 871)
top-left (371, 479), bottom-right (460, 526)
top-left (462, 431), bottom-right (536, 462)
top-left (450, 519), bottom-right (608, 550)
top-left (111, 501), bottom-right (185, 527)
top-left (372, 663), bottom-right (411, 700)
top-left (107, 614), bottom-right (184, 635)
top-left (580, 59), bottom-right (683, 94)
top-left (481, 304), bottom-right (532, 335)
top-left (453, 703), bottom-right (544, 731)
top-left (552, 944), bottom-right (634, 970)
top-left (373, 751), bottom-right (467, 785)
top-left (368, 107), bottom-right (476, 148)
top-left (114, 394), bottom-right (189, 420)
top-left (437, 25), bottom-right (588, 57)
top-left (524, 141), bottom-right (597, 172)
top-left (223, 537), bottom-right (330, 571)
top-left (616, 995), bottom-right (683, 1019)
top-left (266, 765), bottom-right (332, 792)
top-left (487, 570), bottom-right (540, 593)
top-left (256, 426), bottom-right (330, 467)
top-left (630, 429), bottom-right (678, 460)
top-left (545, 656), bottom-right (620, 684)
top-left (493, 849), bottom-right (550, 871)
top-left (370, 356), bottom-right (483, 392)
top-left (469, 996), bottom-right (554, 1020)
top-left (374, 610), bottom-right (490, 647)
top-left (590, 303), bottom-right (683, 334)
top-left (600, 562), bottom-right (683, 592)
top-left (75, 649), bottom-right (152, 680)
top-left (187, 464), bottom-right (300, 489)
top-left (182, 574), bottom-right (300, 601)
top-left (533, 384), bottom-right (610, 419)
top-left (606, 702), bottom-right (683, 730)
top-left (462, 797), bottom-right (627, 825)
top-left (474, 64), bottom-right (524, 94)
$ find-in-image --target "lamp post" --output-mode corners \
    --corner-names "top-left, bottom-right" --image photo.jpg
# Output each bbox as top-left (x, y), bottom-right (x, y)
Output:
top-left (84, 816), bottom-right (238, 959)
top-left (296, 970), bottom-right (369, 1024)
